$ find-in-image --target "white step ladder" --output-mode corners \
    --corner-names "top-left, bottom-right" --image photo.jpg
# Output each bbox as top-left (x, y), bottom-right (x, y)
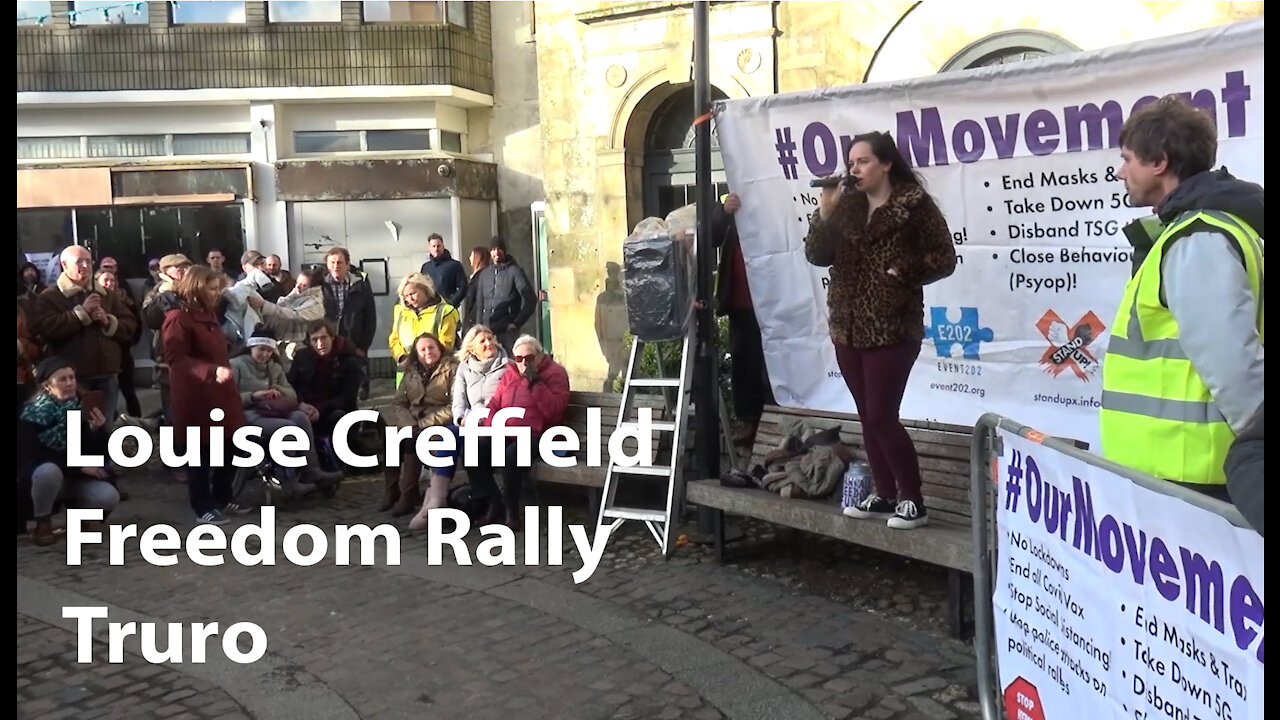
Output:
top-left (595, 332), bottom-right (697, 557)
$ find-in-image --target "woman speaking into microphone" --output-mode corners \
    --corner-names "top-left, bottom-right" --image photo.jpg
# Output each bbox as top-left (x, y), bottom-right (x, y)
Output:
top-left (805, 131), bottom-right (957, 530)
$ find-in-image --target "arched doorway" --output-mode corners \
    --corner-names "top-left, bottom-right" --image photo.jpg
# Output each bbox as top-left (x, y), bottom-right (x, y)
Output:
top-left (939, 30), bottom-right (1079, 72)
top-left (642, 84), bottom-right (730, 218)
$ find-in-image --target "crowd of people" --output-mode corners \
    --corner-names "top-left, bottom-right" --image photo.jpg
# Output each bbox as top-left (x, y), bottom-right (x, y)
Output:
top-left (17, 234), bottom-right (563, 544)
top-left (16, 94), bottom-right (1263, 547)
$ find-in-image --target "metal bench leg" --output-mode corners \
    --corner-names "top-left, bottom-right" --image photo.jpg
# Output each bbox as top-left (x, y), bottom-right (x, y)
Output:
top-left (586, 487), bottom-right (602, 521)
top-left (713, 508), bottom-right (726, 563)
top-left (948, 569), bottom-right (974, 640)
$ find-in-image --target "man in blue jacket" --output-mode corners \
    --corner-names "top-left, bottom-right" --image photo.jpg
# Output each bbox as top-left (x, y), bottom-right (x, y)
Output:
top-left (420, 232), bottom-right (468, 310)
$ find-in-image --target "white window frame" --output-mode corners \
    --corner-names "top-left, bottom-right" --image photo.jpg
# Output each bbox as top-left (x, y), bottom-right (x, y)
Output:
top-left (361, 0), bottom-right (469, 27)
top-left (16, 132), bottom-right (252, 162)
top-left (292, 129), bottom-right (436, 155)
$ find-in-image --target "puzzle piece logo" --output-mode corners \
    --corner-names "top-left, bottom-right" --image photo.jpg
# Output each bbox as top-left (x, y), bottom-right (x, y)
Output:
top-left (1037, 309), bottom-right (1105, 381)
top-left (924, 307), bottom-right (994, 360)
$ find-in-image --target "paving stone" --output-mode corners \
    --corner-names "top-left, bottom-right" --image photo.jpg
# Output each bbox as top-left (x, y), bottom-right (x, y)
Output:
top-left (18, 442), bottom-right (982, 720)
top-left (895, 676), bottom-right (951, 696)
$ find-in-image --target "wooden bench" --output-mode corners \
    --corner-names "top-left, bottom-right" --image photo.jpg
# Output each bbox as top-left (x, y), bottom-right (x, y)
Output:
top-left (684, 404), bottom-right (981, 639)
top-left (526, 390), bottom-right (669, 513)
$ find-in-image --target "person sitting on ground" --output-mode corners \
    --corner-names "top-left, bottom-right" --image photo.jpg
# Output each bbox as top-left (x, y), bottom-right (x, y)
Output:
top-left (231, 334), bottom-right (343, 497)
top-left (451, 324), bottom-right (511, 427)
top-left (389, 272), bottom-right (460, 387)
top-left (287, 319), bottom-right (363, 444)
top-left (468, 334), bottom-right (569, 530)
top-left (18, 356), bottom-right (119, 546)
top-left (380, 333), bottom-right (459, 522)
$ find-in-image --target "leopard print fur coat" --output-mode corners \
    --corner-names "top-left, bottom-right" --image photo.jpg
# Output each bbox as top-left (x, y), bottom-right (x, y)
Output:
top-left (804, 183), bottom-right (957, 348)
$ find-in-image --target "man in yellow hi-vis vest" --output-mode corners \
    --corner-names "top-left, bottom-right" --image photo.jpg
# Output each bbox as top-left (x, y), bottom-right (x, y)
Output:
top-left (1101, 95), bottom-right (1264, 500)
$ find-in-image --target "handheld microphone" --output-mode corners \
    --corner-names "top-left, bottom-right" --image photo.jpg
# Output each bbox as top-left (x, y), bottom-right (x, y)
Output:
top-left (809, 175), bottom-right (845, 189)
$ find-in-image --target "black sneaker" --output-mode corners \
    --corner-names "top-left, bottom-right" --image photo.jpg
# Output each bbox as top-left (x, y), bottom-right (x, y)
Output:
top-left (843, 494), bottom-right (897, 520)
top-left (198, 509), bottom-right (229, 525)
top-left (887, 500), bottom-right (929, 530)
top-left (222, 502), bottom-right (256, 516)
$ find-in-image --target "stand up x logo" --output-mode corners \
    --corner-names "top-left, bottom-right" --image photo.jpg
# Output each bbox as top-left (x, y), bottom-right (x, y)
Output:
top-left (1035, 310), bottom-right (1105, 381)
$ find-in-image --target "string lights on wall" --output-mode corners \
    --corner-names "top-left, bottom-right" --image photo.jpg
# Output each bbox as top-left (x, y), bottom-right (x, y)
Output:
top-left (15, 2), bottom-right (184, 26)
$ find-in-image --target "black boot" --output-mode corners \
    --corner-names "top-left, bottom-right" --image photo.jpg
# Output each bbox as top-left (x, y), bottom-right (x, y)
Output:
top-left (379, 467), bottom-right (400, 512)
top-left (480, 495), bottom-right (505, 526)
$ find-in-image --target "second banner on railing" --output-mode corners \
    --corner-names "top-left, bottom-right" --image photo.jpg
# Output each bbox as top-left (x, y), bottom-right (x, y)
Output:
top-left (993, 428), bottom-right (1264, 719)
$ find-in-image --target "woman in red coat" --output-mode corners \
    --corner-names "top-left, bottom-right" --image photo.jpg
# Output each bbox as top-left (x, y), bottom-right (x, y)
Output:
top-left (162, 265), bottom-right (247, 525)
top-left (468, 334), bottom-right (570, 530)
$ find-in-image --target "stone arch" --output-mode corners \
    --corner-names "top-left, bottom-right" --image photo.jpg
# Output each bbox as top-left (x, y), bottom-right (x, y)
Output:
top-left (861, 1), bottom-right (1230, 85)
top-left (939, 29), bottom-right (1080, 72)
top-left (615, 75), bottom-right (739, 231)
top-left (610, 66), bottom-right (748, 152)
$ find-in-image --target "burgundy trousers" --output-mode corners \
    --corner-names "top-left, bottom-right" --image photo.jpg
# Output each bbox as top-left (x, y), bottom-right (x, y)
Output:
top-left (832, 339), bottom-right (924, 504)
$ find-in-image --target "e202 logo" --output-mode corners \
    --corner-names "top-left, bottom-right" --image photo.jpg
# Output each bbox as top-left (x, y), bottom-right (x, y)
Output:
top-left (925, 307), bottom-right (994, 360)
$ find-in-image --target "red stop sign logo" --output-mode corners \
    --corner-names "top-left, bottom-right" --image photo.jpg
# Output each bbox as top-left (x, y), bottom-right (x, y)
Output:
top-left (1003, 676), bottom-right (1045, 720)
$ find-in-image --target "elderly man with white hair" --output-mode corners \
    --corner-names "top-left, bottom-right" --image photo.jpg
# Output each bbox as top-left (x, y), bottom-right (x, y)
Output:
top-left (28, 245), bottom-right (139, 419)
top-left (466, 334), bottom-right (570, 530)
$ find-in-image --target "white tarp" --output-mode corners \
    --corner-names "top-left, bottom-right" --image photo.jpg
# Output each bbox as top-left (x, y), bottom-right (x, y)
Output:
top-left (713, 20), bottom-right (1264, 450)
top-left (994, 429), bottom-right (1263, 719)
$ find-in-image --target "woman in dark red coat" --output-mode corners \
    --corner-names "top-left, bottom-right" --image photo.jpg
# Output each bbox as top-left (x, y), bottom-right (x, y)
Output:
top-left (162, 265), bottom-right (247, 525)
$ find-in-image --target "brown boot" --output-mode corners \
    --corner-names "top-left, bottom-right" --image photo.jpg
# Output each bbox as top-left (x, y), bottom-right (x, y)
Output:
top-left (389, 464), bottom-right (421, 517)
top-left (379, 467), bottom-right (401, 512)
top-left (32, 517), bottom-right (57, 547)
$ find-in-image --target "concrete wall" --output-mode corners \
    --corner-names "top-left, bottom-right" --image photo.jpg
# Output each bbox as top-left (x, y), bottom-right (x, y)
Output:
top-left (17, 0), bottom-right (493, 95)
top-left (288, 197), bottom-right (456, 359)
top-left (17, 105), bottom-right (250, 137)
top-left (458, 198), bottom-right (498, 260)
top-left (487, 0), bottom-right (545, 329)
top-left (525, 0), bottom-right (1264, 392)
top-left (17, 95), bottom-right (493, 271)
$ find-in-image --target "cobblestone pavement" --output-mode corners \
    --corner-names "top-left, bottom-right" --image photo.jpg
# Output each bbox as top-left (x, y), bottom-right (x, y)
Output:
top-left (18, 392), bottom-right (984, 720)
top-left (17, 614), bottom-right (252, 720)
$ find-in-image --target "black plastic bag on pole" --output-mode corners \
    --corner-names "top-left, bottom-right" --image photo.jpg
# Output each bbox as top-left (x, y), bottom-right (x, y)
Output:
top-left (622, 208), bottom-right (697, 342)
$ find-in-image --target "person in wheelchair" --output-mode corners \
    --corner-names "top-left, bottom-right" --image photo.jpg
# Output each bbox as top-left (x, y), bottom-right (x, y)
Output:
top-left (287, 319), bottom-right (365, 470)
top-left (231, 333), bottom-right (343, 498)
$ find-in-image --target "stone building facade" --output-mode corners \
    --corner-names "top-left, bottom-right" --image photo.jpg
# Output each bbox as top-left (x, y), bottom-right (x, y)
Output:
top-left (17, 0), bottom-right (496, 376)
top-left (518, 0), bottom-right (1264, 391)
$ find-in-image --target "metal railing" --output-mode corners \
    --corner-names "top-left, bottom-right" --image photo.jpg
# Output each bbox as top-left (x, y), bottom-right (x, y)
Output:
top-left (968, 412), bottom-right (1252, 720)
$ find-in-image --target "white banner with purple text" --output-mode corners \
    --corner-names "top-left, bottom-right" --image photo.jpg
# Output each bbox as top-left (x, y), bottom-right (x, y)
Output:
top-left (713, 20), bottom-right (1264, 448)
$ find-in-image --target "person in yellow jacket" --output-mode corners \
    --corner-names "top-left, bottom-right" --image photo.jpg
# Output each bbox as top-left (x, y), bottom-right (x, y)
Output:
top-left (1101, 95), bottom-right (1264, 498)
top-left (389, 273), bottom-right (460, 387)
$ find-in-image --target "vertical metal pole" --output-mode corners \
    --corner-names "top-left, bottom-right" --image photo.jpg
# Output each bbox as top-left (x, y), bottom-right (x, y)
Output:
top-left (693, 0), bottom-right (720, 525)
